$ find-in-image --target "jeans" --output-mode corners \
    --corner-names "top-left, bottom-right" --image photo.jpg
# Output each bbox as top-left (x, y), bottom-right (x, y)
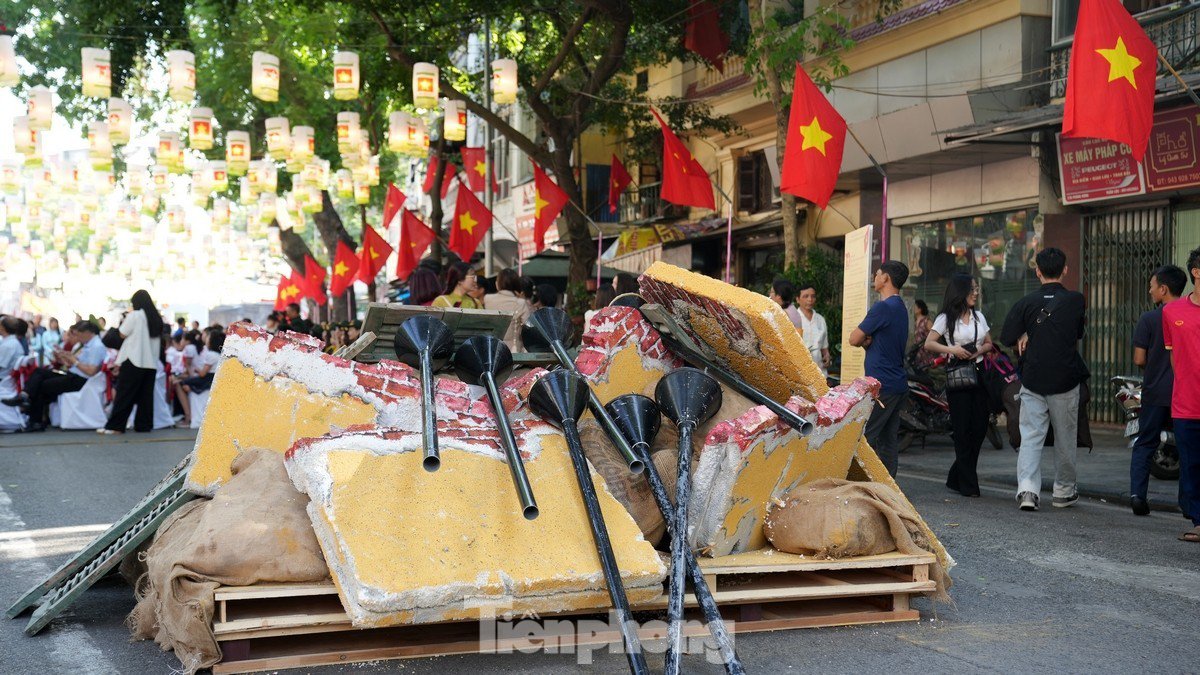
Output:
top-left (947, 385), bottom-right (989, 496)
top-left (1016, 385), bottom-right (1079, 499)
top-left (865, 392), bottom-right (908, 477)
top-left (1175, 418), bottom-right (1200, 526)
top-left (1130, 404), bottom-right (1170, 499)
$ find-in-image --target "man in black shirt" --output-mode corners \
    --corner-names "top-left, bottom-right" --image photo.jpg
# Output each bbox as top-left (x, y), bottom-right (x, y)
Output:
top-left (1130, 265), bottom-right (1186, 515)
top-left (1000, 248), bottom-right (1089, 512)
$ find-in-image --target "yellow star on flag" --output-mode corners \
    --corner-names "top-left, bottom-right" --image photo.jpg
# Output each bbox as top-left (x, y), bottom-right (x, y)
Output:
top-left (473, 160), bottom-right (487, 177)
top-left (673, 151), bottom-right (688, 174)
top-left (458, 211), bottom-right (478, 234)
top-left (284, 284), bottom-right (299, 299)
top-left (368, 245), bottom-right (380, 260)
top-left (1096, 36), bottom-right (1142, 88)
top-left (334, 261), bottom-right (349, 277)
top-left (799, 116), bottom-right (833, 155)
top-left (534, 191), bottom-right (548, 219)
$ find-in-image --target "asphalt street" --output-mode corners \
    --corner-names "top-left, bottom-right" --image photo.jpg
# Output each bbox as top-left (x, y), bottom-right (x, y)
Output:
top-left (0, 428), bottom-right (1196, 674)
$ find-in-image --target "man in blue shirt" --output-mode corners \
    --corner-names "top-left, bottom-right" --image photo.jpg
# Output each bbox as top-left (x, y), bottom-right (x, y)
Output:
top-left (849, 260), bottom-right (911, 477)
top-left (2, 321), bottom-right (108, 432)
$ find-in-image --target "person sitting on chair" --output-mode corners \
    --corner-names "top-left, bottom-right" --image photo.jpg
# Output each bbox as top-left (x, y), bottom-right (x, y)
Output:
top-left (3, 321), bottom-right (107, 432)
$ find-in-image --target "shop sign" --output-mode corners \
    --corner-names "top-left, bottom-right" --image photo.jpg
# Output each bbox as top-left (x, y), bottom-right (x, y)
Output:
top-left (1057, 135), bottom-right (1145, 204)
top-left (1144, 106), bottom-right (1200, 192)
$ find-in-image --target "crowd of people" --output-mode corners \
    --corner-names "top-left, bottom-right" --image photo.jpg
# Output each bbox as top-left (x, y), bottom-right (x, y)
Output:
top-left (0, 291), bottom-right (227, 434)
top-left (847, 246), bottom-right (1200, 543)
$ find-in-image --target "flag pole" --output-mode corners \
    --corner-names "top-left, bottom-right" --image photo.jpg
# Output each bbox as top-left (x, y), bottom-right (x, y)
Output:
top-left (483, 18), bottom-right (496, 278)
top-left (845, 126), bottom-right (888, 264)
top-left (1156, 52), bottom-right (1200, 108)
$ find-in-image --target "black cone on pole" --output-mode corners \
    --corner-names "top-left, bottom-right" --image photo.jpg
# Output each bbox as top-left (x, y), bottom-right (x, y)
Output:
top-left (453, 335), bottom-right (539, 520)
top-left (655, 367), bottom-right (723, 675)
top-left (393, 316), bottom-right (455, 472)
top-left (606, 394), bottom-right (745, 675)
top-left (521, 307), bottom-right (644, 474)
top-left (529, 371), bottom-right (649, 675)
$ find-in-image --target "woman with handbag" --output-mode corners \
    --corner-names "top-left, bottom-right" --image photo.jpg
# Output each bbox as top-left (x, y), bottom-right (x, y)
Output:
top-left (924, 274), bottom-right (994, 497)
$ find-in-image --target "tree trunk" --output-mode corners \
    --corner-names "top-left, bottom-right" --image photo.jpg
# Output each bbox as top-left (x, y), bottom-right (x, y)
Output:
top-left (312, 190), bottom-right (358, 321)
top-left (551, 140), bottom-right (595, 317)
top-left (428, 137), bottom-right (448, 264)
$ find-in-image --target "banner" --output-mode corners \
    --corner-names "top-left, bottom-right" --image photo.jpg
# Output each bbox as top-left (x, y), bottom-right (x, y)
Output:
top-left (839, 224), bottom-right (874, 383)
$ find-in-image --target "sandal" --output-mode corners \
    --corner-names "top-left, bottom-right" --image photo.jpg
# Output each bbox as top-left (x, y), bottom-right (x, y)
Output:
top-left (1178, 527), bottom-right (1200, 543)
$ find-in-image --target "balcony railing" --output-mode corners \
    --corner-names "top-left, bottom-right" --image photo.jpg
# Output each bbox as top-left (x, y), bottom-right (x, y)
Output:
top-left (617, 182), bottom-right (687, 223)
top-left (1048, 2), bottom-right (1200, 99)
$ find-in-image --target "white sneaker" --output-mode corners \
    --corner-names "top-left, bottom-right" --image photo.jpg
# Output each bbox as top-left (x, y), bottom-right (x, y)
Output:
top-left (1018, 492), bottom-right (1039, 511)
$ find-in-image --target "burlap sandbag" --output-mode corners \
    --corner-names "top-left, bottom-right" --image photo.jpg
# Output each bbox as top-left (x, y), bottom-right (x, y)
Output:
top-left (764, 477), bottom-right (951, 602)
top-left (126, 448), bottom-right (330, 673)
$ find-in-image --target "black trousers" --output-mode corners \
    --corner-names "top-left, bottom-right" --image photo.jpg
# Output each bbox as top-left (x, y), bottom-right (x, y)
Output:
top-left (865, 392), bottom-right (909, 477)
top-left (946, 385), bottom-right (990, 496)
top-left (25, 368), bottom-right (87, 425)
top-left (105, 363), bottom-right (157, 432)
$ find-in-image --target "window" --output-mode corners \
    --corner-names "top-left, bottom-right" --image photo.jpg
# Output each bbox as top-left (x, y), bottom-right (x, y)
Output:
top-left (636, 70), bottom-right (649, 93)
top-left (900, 209), bottom-right (1043, 331)
top-left (736, 151), bottom-right (777, 214)
top-left (491, 135), bottom-right (511, 200)
top-left (1054, 0), bottom-right (1169, 42)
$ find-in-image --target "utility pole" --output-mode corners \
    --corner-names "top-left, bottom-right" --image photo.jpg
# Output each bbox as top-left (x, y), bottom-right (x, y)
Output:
top-left (483, 19), bottom-right (495, 277)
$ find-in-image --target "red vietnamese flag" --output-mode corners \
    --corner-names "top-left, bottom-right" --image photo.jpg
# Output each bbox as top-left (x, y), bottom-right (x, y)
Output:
top-left (285, 270), bottom-right (306, 304)
top-left (421, 157), bottom-right (455, 198)
top-left (357, 223), bottom-right (394, 283)
top-left (421, 156), bottom-right (440, 194)
top-left (651, 108), bottom-right (715, 210)
top-left (274, 274), bottom-right (290, 310)
top-left (461, 147), bottom-right (500, 193)
top-left (684, 1), bottom-right (730, 73)
top-left (303, 253), bottom-right (328, 306)
top-left (448, 178), bottom-right (493, 261)
top-left (396, 209), bottom-right (436, 278)
top-left (441, 161), bottom-right (457, 198)
top-left (780, 64), bottom-right (847, 209)
top-left (329, 239), bottom-right (360, 297)
top-left (533, 163), bottom-right (570, 253)
top-left (609, 154), bottom-right (633, 214)
top-left (1061, 0), bottom-right (1157, 160)
top-left (382, 183), bottom-right (406, 231)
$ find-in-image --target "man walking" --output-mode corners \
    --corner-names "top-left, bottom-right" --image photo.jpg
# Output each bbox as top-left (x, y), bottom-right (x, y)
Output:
top-left (1000, 248), bottom-right (1088, 511)
top-left (849, 261), bottom-right (910, 477)
top-left (1130, 265), bottom-right (1186, 515)
top-left (1164, 247), bottom-right (1200, 542)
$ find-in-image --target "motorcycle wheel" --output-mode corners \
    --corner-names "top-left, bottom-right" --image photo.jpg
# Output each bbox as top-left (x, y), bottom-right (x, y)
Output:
top-left (1149, 442), bottom-right (1180, 481)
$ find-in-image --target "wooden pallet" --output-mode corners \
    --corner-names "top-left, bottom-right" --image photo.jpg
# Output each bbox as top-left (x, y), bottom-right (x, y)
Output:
top-left (211, 550), bottom-right (936, 673)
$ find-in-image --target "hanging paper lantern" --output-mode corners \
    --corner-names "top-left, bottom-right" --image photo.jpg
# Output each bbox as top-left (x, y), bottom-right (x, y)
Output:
top-left (212, 197), bottom-right (231, 226)
top-left (157, 132), bottom-right (180, 165)
top-left (190, 107), bottom-right (214, 150)
top-left (336, 111), bottom-right (360, 155)
top-left (151, 164), bottom-right (170, 193)
top-left (127, 165), bottom-right (147, 196)
top-left (333, 51), bottom-right (359, 101)
top-left (352, 162), bottom-right (370, 185)
top-left (116, 202), bottom-right (137, 229)
top-left (173, 144), bottom-right (186, 174)
top-left (81, 48), bottom-right (112, 99)
top-left (442, 99), bottom-right (466, 142)
top-left (369, 155), bottom-right (381, 186)
top-left (257, 160), bottom-right (277, 193)
top-left (0, 161), bottom-right (19, 194)
top-left (265, 116), bottom-right (291, 159)
top-left (335, 168), bottom-right (353, 198)
top-left (245, 162), bottom-right (261, 193)
top-left (291, 126), bottom-right (314, 162)
top-left (210, 160), bottom-right (229, 192)
top-left (252, 51), bottom-right (280, 102)
top-left (0, 36), bottom-right (18, 88)
top-left (88, 122), bottom-right (112, 169)
top-left (239, 177), bottom-right (255, 205)
top-left (166, 205), bottom-right (186, 233)
top-left (27, 86), bottom-right (53, 130)
top-left (388, 111), bottom-right (411, 154)
top-left (96, 170), bottom-right (115, 195)
top-left (107, 98), bottom-right (132, 145)
top-left (491, 59), bottom-right (518, 105)
top-left (300, 161), bottom-right (320, 187)
top-left (353, 179), bottom-right (370, 205)
top-left (12, 116), bottom-right (36, 155)
top-left (141, 192), bottom-right (160, 216)
top-left (167, 50), bottom-right (196, 102)
top-left (302, 185), bottom-right (322, 213)
top-left (285, 155), bottom-right (303, 175)
top-left (258, 191), bottom-right (277, 222)
top-left (191, 176), bottom-right (209, 206)
top-left (412, 62), bottom-right (439, 109)
top-left (226, 130), bottom-right (250, 175)
top-left (415, 117), bottom-right (430, 154)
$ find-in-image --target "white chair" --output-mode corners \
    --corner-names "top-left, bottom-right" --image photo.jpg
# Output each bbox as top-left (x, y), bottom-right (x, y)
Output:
top-left (49, 370), bottom-right (109, 430)
top-left (187, 389), bottom-right (211, 429)
top-left (127, 366), bottom-right (175, 430)
top-left (0, 370), bottom-right (26, 431)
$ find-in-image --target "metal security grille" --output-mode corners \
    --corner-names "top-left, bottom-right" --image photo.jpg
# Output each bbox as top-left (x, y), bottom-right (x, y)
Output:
top-left (1082, 206), bottom-right (1172, 424)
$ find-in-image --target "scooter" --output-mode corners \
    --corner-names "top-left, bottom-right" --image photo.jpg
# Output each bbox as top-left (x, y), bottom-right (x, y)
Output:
top-left (899, 352), bottom-right (1003, 452)
top-left (1112, 375), bottom-right (1179, 480)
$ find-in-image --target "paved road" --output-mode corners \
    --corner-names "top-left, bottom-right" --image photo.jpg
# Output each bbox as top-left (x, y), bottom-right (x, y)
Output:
top-left (1, 429), bottom-right (1195, 674)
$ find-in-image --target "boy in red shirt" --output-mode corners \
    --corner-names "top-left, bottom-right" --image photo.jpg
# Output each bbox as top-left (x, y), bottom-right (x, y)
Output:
top-left (1164, 246), bottom-right (1200, 542)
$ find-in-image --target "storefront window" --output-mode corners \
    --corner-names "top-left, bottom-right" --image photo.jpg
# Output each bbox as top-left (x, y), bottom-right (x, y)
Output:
top-left (900, 209), bottom-right (1043, 332)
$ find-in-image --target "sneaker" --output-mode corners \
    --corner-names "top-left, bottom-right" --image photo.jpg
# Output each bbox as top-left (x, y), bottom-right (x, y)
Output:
top-left (1018, 492), bottom-right (1039, 511)
top-left (1052, 493), bottom-right (1078, 508)
top-left (1130, 495), bottom-right (1150, 516)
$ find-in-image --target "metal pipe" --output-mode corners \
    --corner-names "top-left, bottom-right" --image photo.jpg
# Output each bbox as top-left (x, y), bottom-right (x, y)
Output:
top-left (482, 372), bottom-right (538, 520)
top-left (548, 340), bottom-right (645, 473)
top-left (665, 421), bottom-right (693, 675)
top-left (418, 347), bottom-right (440, 472)
top-left (561, 416), bottom-right (650, 675)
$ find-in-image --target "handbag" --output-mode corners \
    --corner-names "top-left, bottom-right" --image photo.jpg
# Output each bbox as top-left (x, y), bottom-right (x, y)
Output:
top-left (944, 312), bottom-right (980, 392)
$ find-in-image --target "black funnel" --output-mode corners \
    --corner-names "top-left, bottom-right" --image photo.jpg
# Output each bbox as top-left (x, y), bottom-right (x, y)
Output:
top-left (452, 335), bottom-right (538, 520)
top-left (521, 306), bottom-right (573, 353)
top-left (393, 316), bottom-right (455, 472)
top-left (452, 335), bottom-right (514, 386)
top-left (655, 368), bottom-right (723, 430)
top-left (392, 315), bottom-right (455, 369)
top-left (604, 395), bottom-right (661, 457)
top-left (609, 293), bottom-right (645, 310)
top-left (528, 370), bottom-right (590, 426)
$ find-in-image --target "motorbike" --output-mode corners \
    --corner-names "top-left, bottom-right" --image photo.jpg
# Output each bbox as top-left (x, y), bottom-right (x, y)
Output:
top-left (1111, 375), bottom-right (1179, 480)
top-left (899, 352), bottom-right (1003, 452)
